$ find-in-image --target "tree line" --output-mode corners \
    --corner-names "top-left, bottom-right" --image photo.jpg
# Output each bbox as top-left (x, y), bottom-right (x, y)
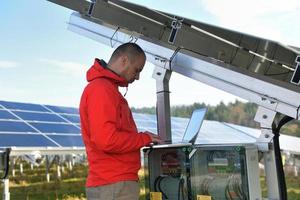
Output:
top-left (131, 100), bottom-right (300, 137)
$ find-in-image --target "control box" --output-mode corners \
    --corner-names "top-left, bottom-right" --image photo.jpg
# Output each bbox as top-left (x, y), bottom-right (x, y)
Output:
top-left (143, 144), bottom-right (261, 200)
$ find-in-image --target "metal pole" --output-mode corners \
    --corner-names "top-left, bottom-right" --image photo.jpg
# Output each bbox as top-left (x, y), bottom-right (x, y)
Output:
top-left (263, 149), bottom-right (280, 199)
top-left (2, 179), bottom-right (10, 200)
top-left (254, 106), bottom-right (279, 199)
top-left (57, 165), bottom-right (61, 179)
top-left (152, 66), bottom-right (172, 141)
top-left (19, 163), bottom-right (23, 175)
top-left (46, 156), bottom-right (50, 183)
top-left (11, 158), bottom-right (15, 177)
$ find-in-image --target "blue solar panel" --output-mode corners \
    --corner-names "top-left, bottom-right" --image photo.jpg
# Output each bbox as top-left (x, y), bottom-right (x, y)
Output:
top-left (0, 110), bottom-right (18, 120)
top-left (0, 101), bottom-right (48, 112)
top-left (0, 100), bottom-right (267, 149)
top-left (13, 111), bottom-right (67, 123)
top-left (46, 135), bottom-right (84, 147)
top-left (45, 105), bottom-right (79, 114)
top-left (29, 122), bottom-right (80, 134)
top-left (60, 114), bottom-right (80, 123)
top-left (0, 121), bottom-right (37, 132)
top-left (0, 100), bottom-right (83, 147)
top-left (133, 113), bottom-right (157, 121)
top-left (0, 133), bottom-right (58, 147)
top-left (136, 120), bottom-right (157, 128)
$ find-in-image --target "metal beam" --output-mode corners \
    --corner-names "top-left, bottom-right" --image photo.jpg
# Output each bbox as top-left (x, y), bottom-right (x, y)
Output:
top-left (9, 147), bottom-right (85, 156)
top-left (152, 67), bottom-right (172, 142)
top-left (48, 0), bottom-right (299, 85)
top-left (67, 12), bottom-right (300, 120)
top-left (47, 0), bottom-right (90, 13)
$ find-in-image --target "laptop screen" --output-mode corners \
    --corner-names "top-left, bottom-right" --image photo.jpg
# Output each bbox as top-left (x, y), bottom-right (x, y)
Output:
top-left (182, 108), bottom-right (207, 143)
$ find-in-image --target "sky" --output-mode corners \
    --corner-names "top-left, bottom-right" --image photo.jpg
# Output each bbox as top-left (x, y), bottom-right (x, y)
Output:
top-left (0, 0), bottom-right (299, 108)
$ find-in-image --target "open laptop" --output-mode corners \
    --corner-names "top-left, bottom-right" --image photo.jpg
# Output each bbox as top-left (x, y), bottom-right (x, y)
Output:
top-left (149, 108), bottom-right (207, 149)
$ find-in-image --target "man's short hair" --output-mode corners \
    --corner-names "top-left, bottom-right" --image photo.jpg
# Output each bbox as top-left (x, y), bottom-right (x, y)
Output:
top-left (110, 43), bottom-right (146, 62)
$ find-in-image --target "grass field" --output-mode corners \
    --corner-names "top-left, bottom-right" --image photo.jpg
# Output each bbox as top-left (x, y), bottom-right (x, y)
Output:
top-left (1, 161), bottom-right (299, 199)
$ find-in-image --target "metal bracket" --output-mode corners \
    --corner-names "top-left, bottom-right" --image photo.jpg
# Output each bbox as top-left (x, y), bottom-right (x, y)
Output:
top-left (254, 106), bottom-right (276, 150)
top-left (152, 66), bottom-right (172, 87)
top-left (87, 0), bottom-right (96, 16)
top-left (168, 17), bottom-right (183, 44)
top-left (258, 94), bottom-right (278, 110)
top-left (0, 148), bottom-right (10, 180)
top-left (152, 55), bottom-right (169, 69)
top-left (291, 55), bottom-right (300, 85)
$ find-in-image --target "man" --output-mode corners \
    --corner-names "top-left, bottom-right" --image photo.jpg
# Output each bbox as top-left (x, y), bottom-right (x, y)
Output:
top-left (79, 43), bottom-right (161, 200)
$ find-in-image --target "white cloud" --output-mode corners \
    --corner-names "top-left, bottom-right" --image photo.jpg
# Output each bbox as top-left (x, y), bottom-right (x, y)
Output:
top-left (201, 0), bottom-right (300, 46)
top-left (0, 61), bottom-right (19, 69)
top-left (38, 58), bottom-right (88, 76)
top-left (202, 0), bottom-right (300, 19)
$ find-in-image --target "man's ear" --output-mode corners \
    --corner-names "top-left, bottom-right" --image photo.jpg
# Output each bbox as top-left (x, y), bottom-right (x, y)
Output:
top-left (120, 55), bottom-right (127, 64)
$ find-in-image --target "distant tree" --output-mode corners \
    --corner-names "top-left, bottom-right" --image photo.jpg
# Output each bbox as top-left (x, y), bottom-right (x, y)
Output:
top-left (131, 100), bottom-right (299, 137)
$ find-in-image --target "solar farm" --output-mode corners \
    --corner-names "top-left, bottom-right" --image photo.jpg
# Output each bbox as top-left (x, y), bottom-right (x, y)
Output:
top-left (1, 100), bottom-right (300, 199)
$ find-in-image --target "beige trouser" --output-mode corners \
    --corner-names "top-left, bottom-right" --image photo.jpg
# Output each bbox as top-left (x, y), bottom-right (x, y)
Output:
top-left (86, 181), bottom-right (140, 200)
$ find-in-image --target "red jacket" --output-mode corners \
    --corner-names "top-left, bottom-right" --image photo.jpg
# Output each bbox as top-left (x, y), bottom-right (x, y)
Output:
top-left (79, 59), bottom-right (152, 187)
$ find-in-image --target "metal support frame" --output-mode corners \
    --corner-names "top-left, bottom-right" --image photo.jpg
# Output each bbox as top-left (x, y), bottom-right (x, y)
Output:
top-left (11, 158), bottom-right (15, 177)
top-left (29, 1), bottom-right (300, 200)
top-left (46, 155), bottom-right (50, 183)
top-left (291, 55), bottom-right (300, 85)
top-left (1, 148), bottom-right (10, 200)
top-left (254, 106), bottom-right (280, 199)
top-left (2, 179), bottom-right (10, 200)
top-left (19, 163), bottom-right (23, 175)
top-left (152, 66), bottom-right (172, 141)
top-left (67, 12), bottom-right (300, 120)
top-left (245, 145), bottom-right (262, 200)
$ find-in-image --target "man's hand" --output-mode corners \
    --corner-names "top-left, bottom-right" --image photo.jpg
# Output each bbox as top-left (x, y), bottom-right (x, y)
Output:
top-left (144, 131), bottom-right (163, 145)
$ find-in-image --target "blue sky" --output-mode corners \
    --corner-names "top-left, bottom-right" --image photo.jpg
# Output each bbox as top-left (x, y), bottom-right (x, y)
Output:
top-left (1, 0), bottom-right (299, 108)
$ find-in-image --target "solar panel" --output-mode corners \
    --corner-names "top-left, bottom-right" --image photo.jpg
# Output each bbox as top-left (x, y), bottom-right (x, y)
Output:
top-left (0, 110), bottom-right (18, 120)
top-left (0, 121), bottom-right (37, 133)
top-left (0, 101), bottom-right (81, 148)
top-left (0, 100), bottom-right (48, 112)
top-left (60, 114), bottom-right (80, 124)
top-left (0, 100), bottom-right (299, 154)
top-left (0, 133), bottom-right (58, 147)
top-left (45, 105), bottom-right (79, 114)
top-left (29, 122), bottom-right (80, 134)
top-left (13, 111), bottom-right (67, 123)
top-left (46, 135), bottom-right (84, 147)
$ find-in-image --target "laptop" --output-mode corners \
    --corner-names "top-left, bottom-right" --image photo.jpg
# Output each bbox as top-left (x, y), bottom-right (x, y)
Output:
top-left (149, 108), bottom-right (207, 149)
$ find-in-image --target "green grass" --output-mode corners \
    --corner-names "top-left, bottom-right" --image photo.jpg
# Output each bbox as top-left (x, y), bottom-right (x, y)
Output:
top-left (1, 162), bottom-right (299, 199)
top-left (260, 176), bottom-right (300, 200)
top-left (1, 162), bottom-right (87, 200)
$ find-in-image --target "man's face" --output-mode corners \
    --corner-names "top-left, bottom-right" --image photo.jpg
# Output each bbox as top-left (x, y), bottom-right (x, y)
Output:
top-left (122, 54), bottom-right (145, 84)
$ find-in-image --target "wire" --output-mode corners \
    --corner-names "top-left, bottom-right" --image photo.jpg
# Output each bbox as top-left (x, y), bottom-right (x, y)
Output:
top-left (264, 70), bottom-right (292, 76)
top-left (110, 27), bottom-right (120, 48)
top-left (296, 104), bottom-right (300, 120)
top-left (178, 177), bottom-right (185, 200)
top-left (154, 175), bottom-right (168, 199)
top-left (154, 176), bottom-right (161, 192)
top-left (168, 46), bottom-right (209, 71)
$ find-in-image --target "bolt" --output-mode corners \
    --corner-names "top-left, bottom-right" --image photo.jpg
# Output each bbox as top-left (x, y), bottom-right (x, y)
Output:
top-left (263, 114), bottom-right (268, 119)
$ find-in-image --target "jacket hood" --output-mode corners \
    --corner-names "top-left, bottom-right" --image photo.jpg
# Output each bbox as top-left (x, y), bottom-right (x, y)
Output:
top-left (86, 58), bottom-right (128, 87)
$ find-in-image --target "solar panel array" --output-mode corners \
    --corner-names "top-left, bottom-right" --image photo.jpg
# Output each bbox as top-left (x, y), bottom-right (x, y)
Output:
top-left (1, 100), bottom-right (300, 154)
top-left (0, 100), bottom-right (82, 147)
top-left (0, 100), bottom-right (190, 148)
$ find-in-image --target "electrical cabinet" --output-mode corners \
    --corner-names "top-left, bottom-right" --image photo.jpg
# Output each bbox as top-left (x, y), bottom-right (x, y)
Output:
top-left (143, 144), bottom-right (261, 200)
